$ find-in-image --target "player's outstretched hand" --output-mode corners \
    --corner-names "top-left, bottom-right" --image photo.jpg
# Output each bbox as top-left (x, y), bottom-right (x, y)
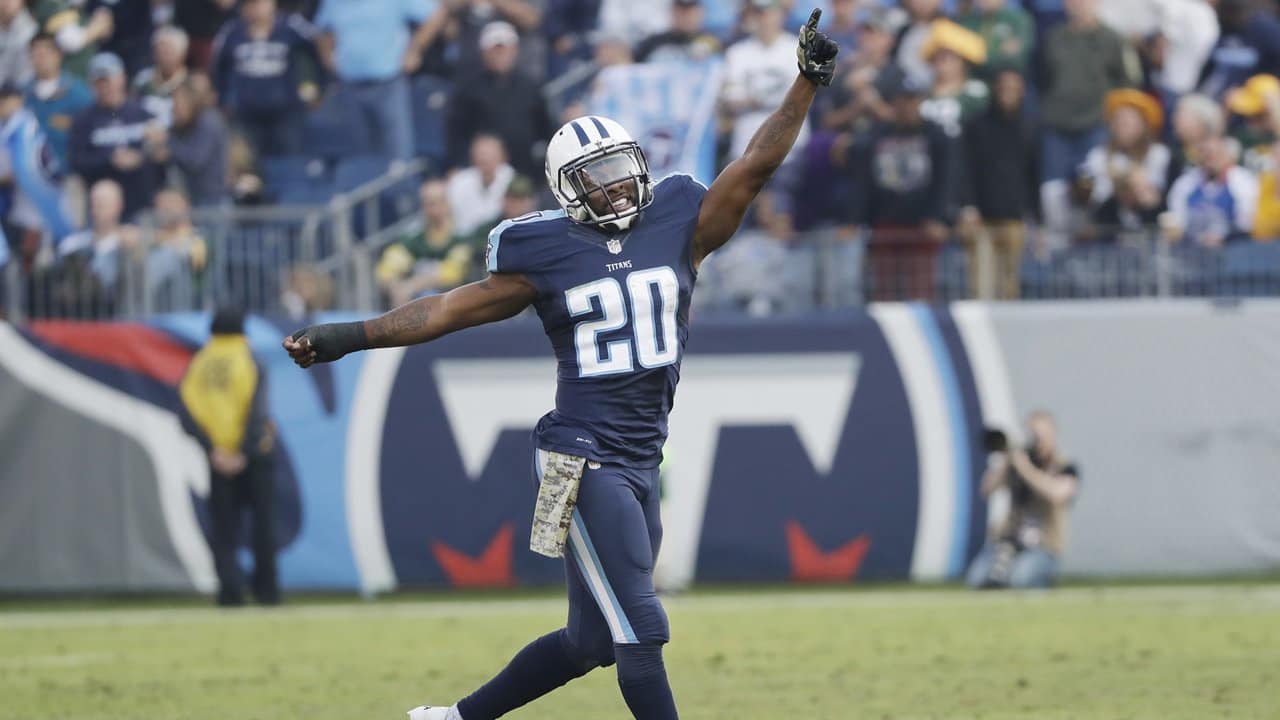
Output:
top-left (797, 9), bottom-right (839, 87)
top-left (281, 321), bottom-right (366, 368)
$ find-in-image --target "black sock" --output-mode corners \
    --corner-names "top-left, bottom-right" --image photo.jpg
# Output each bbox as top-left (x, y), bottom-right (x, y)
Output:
top-left (615, 643), bottom-right (678, 720)
top-left (456, 630), bottom-right (589, 720)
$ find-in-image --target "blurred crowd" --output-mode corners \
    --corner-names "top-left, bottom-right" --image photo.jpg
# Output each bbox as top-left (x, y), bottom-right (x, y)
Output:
top-left (4, 0), bottom-right (1280, 315)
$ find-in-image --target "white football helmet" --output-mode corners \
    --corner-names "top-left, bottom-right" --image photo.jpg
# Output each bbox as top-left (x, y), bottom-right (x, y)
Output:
top-left (545, 115), bottom-right (653, 233)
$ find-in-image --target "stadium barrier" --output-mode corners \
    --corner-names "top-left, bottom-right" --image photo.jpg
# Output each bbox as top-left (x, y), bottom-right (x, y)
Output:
top-left (2, 300), bottom-right (1278, 594)
top-left (9, 219), bottom-right (1280, 323)
top-left (0, 159), bottom-right (427, 321)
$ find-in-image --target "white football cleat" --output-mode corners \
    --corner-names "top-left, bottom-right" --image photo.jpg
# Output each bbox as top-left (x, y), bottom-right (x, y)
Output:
top-left (406, 706), bottom-right (451, 720)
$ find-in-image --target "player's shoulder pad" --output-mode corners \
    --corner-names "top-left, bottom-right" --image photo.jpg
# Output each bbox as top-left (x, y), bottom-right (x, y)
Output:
top-left (486, 209), bottom-right (569, 274)
top-left (653, 172), bottom-right (709, 208)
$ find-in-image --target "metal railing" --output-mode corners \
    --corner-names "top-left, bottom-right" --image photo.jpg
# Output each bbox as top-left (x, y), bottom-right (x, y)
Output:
top-left (1, 159), bottom-right (426, 321)
top-left (7, 215), bottom-right (1280, 322)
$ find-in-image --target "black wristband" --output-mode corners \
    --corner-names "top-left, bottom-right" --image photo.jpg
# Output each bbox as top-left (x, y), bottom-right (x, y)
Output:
top-left (328, 321), bottom-right (369, 356)
top-left (292, 320), bottom-right (369, 363)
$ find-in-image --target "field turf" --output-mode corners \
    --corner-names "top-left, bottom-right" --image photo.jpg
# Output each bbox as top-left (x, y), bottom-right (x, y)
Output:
top-left (2, 584), bottom-right (1278, 719)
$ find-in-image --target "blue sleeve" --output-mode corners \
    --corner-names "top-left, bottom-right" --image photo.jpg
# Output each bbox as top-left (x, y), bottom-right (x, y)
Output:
top-left (485, 211), bottom-right (566, 275)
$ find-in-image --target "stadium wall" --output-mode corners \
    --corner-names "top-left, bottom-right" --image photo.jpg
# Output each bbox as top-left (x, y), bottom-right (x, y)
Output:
top-left (1, 300), bottom-right (1278, 594)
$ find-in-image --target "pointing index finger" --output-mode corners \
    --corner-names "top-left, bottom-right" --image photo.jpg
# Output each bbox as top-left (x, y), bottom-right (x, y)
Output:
top-left (806, 8), bottom-right (822, 31)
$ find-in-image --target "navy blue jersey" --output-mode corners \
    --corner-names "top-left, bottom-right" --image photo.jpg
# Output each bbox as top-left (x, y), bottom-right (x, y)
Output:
top-left (487, 173), bottom-right (708, 468)
top-left (211, 15), bottom-right (319, 116)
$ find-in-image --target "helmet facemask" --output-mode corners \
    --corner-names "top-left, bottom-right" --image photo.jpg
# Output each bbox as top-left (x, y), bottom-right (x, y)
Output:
top-left (554, 142), bottom-right (653, 233)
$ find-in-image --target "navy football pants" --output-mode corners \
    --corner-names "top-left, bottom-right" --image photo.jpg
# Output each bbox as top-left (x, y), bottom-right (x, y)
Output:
top-left (536, 449), bottom-right (669, 663)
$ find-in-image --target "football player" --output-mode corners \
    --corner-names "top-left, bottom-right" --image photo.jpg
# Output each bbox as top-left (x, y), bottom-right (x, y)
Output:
top-left (283, 10), bottom-right (838, 720)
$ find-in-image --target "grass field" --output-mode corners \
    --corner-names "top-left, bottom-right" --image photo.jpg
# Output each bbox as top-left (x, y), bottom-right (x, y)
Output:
top-left (3, 584), bottom-right (1279, 720)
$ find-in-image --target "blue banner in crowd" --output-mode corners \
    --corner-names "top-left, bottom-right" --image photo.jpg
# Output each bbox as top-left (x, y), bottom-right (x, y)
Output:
top-left (588, 60), bottom-right (724, 188)
top-left (2, 109), bottom-right (75, 249)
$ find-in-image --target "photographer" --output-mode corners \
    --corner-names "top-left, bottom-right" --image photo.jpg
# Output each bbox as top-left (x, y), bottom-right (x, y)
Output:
top-left (967, 411), bottom-right (1080, 590)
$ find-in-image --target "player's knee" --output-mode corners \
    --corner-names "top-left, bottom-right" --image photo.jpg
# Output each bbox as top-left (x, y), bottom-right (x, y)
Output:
top-left (561, 627), bottom-right (616, 671)
top-left (614, 642), bottom-right (668, 684)
top-left (624, 596), bottom-right (671, 645)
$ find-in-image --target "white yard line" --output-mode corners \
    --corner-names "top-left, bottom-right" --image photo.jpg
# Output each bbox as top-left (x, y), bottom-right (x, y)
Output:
top-left (2, 585), bottom-right (1278, 631)
top-left (0, 652), bottom-right (111, 669)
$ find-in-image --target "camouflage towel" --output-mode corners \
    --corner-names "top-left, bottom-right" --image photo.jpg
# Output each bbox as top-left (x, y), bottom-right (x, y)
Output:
top-left (530, 451), bottom-right (586, 558)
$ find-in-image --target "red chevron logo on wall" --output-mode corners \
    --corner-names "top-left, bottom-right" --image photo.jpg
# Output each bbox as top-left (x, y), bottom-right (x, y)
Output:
top-left (785, 521), bottom-right (871, 583)
top-left (431, 524), bottom-right (517, 588)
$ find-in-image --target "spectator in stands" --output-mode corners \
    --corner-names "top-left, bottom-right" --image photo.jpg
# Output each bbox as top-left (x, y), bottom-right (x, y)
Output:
top-left (957, 0), bottom-right (1034, 78)
top-left (696, 190), bottom-right (816, 315)
top-left (133, 25), bottom-right (190, 128)
top-left (446, 21), bottom-right (552, 178)
top-left (377, 177), bottom-right (530, 307)
top-left (0, 0), bottom-right (34, 88)
top-left (635, 0), bottom-right (722, 64)
top-left (823, 0), bottom-right (860, 57)
top-left (145, 77), bottom-right (229, 208)
top-left (961, 67), bottom-right (1037, 299)
top-left (1200, 0), bottom-right (1280, 99)
top-left (314, 0), bottom-right (437, 162)
top-left (1079, 89), bottom-right (1170, 231)
top-left (433, 0), bottom-right (544, 81)
top-left (967, 411), bottom-right (1080, 590)
top-left (227, 132), bottom-right (268, 205)
top-left (212, 0), bottom-right (320, 158)
top-left (145, 187), bottom-right (207, 309)
top-left (24, 33), bottom-right (91, 172)
top-left (1098, 0), bottom-right (1217, 98)
top-left (175, 0), bottom-right (236, 69)
top-left (55, 178), bottom-right (136, 314)
top-left (1170, 92), bottom-right (1225, 179)
top-left (544, 0), bottom-right (602, 80)
top-left (28, 0), bottom-right (113, 78)
top-left (846, 73), bottom-right (950, 301)
top-left (598, 0), bottom-right (670, 48)
top-left (178, 305), bottom-right (280, 607)
top-left (1225, 73), bottom-right (1280, 241)
top-left (921, 19), bottom-right (989, 137)
top-left (817, 6), bottom-right (905, 135)
top-left (447, 133), bottom-right (514, 237)
top-left (1226, 74), bottom-right (1280, 167)
top-left (68, 52), bottom-right (157, 220)
top-left (722, 0), bottom-right (807, 160)
top-left (1165, 134), bottom-right (1259, 247)
top-left (1039, 0), bottom-right (1135, 245)
top-left (894, 0), bottom-right (945, 91)
top-left (87, 0), bottom-right (154, 77)
top-left (280, 264), bottom-right (333, 319)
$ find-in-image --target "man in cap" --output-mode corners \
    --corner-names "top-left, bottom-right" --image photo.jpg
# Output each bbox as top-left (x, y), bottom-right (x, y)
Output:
top-left (66, 52), bottom-right (157, 220)
top-left (446, 20), bottom-right (551, 178)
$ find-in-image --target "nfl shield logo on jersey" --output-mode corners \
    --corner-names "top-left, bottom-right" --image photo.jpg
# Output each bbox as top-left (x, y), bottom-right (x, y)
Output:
top-left (607, 238), bottom-right (623, 254)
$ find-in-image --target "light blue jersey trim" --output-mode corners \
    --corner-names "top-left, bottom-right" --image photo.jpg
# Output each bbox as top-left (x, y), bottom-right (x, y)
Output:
top-left (570, 513), bottom-right (639, 644)
top-left (486, 209), bottom-right (568, 273)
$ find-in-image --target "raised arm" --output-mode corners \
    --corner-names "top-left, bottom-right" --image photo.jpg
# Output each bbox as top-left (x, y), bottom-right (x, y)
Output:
top-left (282, 272), bottom-right (537, 368)
top-left (691, 9), bottom-right (838, 268)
